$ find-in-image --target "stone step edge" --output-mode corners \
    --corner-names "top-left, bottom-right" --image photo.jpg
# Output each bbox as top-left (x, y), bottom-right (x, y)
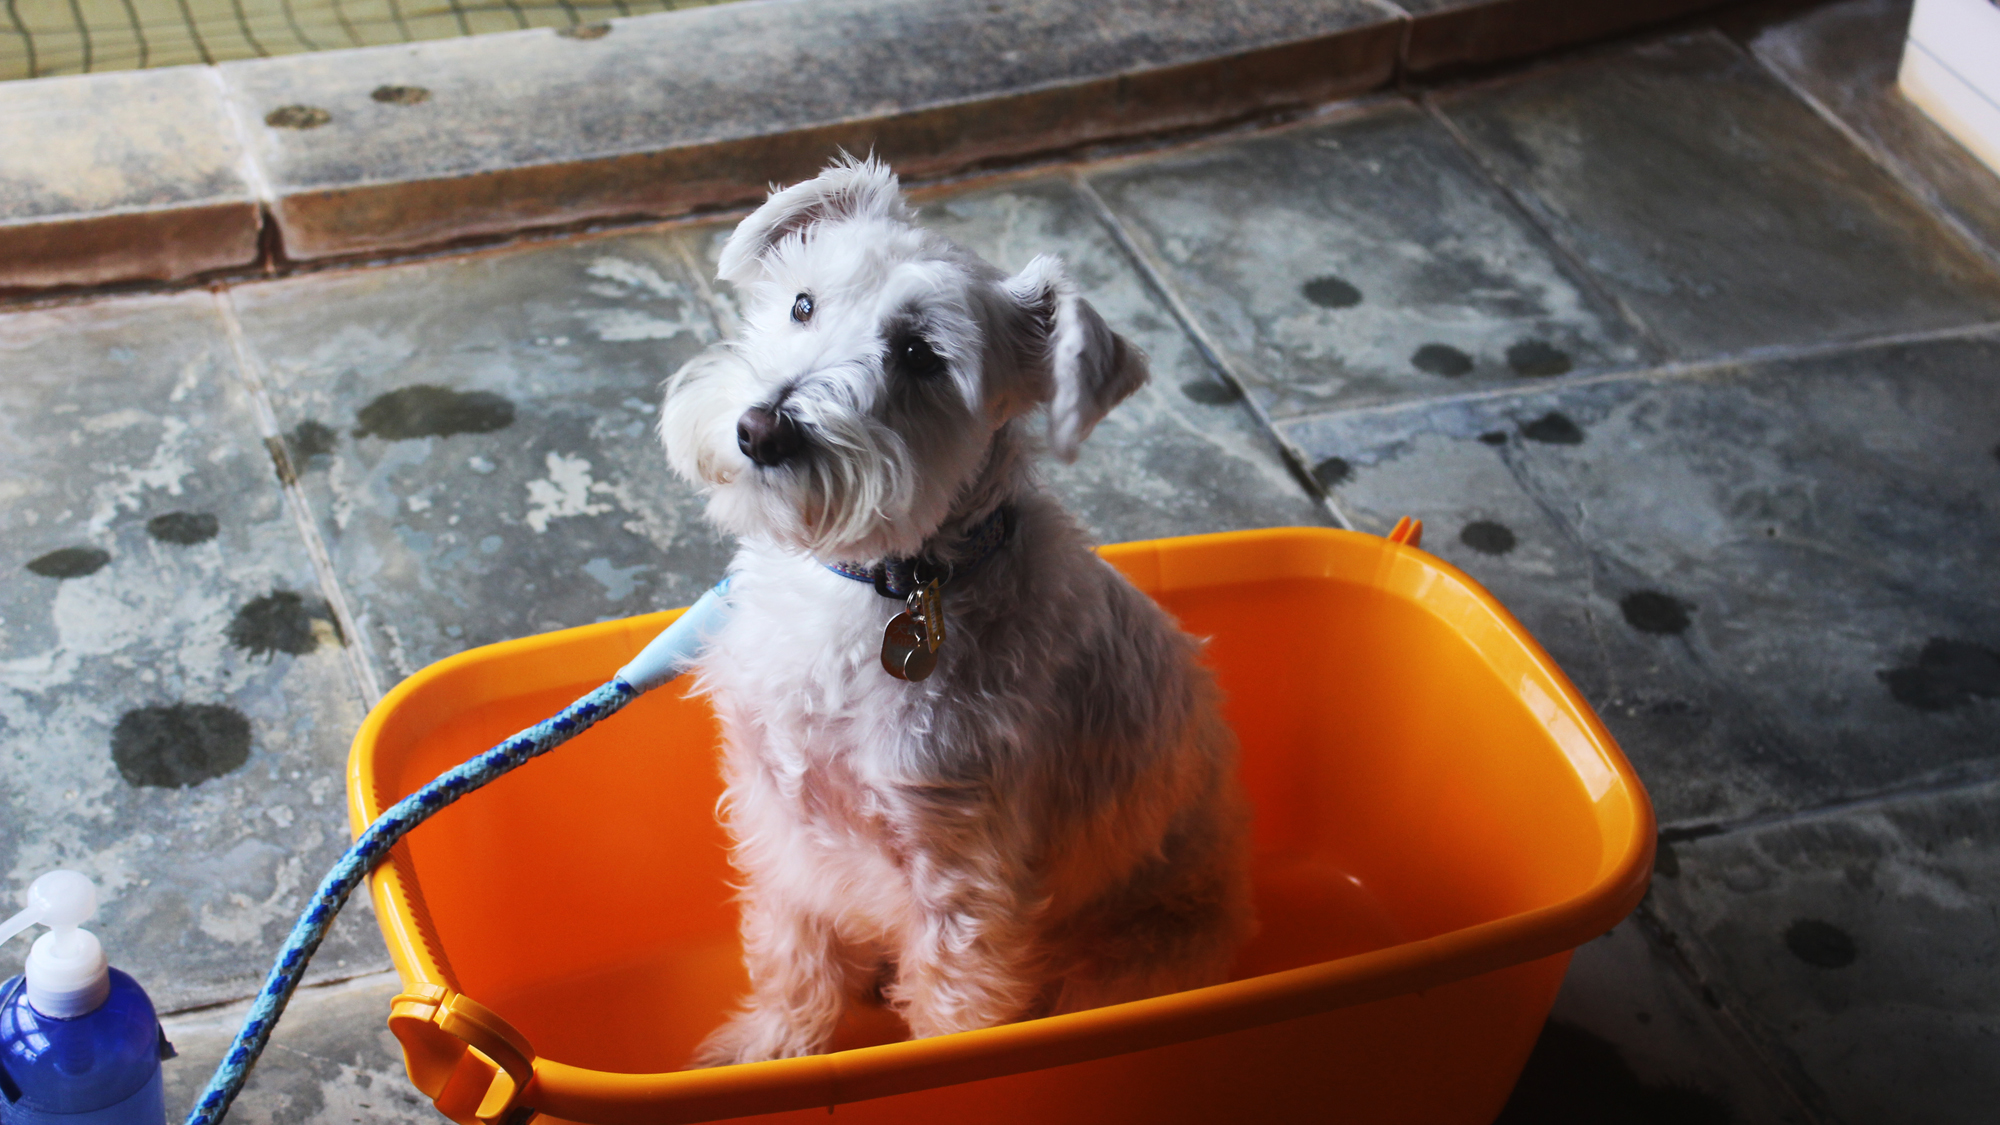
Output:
top-left (0, 0), bottom-right (1733, 296)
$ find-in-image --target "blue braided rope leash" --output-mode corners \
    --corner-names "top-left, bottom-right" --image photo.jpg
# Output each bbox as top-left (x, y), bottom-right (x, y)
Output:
top-left (183, 579), bottom-right (733, 1125)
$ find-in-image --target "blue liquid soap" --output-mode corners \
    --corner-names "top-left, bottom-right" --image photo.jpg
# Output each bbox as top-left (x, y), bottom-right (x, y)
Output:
top-left (0, 874), bottom-right (171, 1125)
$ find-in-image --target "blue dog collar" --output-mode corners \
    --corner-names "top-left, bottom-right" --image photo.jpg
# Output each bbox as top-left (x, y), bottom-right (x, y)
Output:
top-left (823, 506), bottom-right (1015, 599)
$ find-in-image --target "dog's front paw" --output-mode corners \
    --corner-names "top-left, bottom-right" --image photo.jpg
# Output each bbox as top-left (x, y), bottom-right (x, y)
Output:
top-left (688, 1008), bottom-right (829, 1069)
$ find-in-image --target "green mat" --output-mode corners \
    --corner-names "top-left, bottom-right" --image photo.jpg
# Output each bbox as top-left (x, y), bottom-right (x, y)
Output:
top-left (2, 0), bottom-right (728, 82)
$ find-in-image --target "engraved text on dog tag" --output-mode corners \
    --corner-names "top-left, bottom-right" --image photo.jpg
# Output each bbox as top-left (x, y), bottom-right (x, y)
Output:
top-left (882, 612), bottom-right (936, 681)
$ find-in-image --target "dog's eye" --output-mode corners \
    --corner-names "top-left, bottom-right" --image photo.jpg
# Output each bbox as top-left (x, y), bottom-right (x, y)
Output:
top-left (791, 293), bottom-right (814, 324)
top-left (892, 334), bottom-right (946, 381)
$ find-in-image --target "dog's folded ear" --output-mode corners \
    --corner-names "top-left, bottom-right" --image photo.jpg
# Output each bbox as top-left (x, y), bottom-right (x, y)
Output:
top-left (1004, 255), bottom-right (1149, 462)
top-left (718, 155), bottom-right (912, 286)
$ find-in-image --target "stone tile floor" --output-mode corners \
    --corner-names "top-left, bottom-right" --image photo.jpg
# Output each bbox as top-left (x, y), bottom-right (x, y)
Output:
top-left (4, 1), bottom-right (1997, 1121)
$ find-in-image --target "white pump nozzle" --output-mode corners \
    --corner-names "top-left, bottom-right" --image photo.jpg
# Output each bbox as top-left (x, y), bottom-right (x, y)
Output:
top-left (2, 870), bottom-right (110, 1018)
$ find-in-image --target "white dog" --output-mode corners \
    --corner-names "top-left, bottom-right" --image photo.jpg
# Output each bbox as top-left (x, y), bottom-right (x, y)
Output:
top-left (659, 156), bottom-right (1253, 1067)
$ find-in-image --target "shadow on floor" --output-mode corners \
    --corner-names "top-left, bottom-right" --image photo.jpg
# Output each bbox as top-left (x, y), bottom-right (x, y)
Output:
top-left (1497, 1021), bottom-right (1737, 1125)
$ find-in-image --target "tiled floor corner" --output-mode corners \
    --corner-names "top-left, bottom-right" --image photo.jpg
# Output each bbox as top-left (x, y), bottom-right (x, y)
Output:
top-left (1651, 781), bottom-right (2000, 1124)
top-left (1498, 917), bottom-right (1813, 1123)
top-left (1744, 0), bottom-right (2000, 264)
top-left (1433, 30), bottom-right (2000, 358)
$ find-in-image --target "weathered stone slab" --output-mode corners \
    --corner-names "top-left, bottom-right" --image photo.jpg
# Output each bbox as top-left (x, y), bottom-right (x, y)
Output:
top-left (160, 972), bottom-right (437, 1125)
top-left (1653, 782), bottom-right (2000, 1125)
top-left (1282, 331), bottom-right (2000, 825)
top-left (1747, 0), bottom-right (2000, 263)
top-left (215, 0), bottom-right (1404, 260)
top-left (0, 292), bottom-right (384, 1011)
top-left (0, 67), bottom-right (261, 290)
top-left (1497, 919), bottom-right (1813, 1124)
top-left (1398, 0), bottom-right (1730, 75)
top-left (1087, 102), bottom-right (1650, 420)
top-left (1435, 31), bottom-right (2000, 357)
top-left (226, 232), bottom-right (732, 683)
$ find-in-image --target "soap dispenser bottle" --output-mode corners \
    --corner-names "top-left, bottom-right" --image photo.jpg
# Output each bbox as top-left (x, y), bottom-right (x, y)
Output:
top-left (0, 872), bottom-right (172, 1125)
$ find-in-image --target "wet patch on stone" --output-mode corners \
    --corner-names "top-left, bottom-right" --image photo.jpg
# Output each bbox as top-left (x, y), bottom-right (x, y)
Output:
top-left (1460, 520), bottom-right (1517, 555)
top-left (370, 85), bottom-right (430, 106)
top-left (557, 21), bottom-right (611, 38)
top-left (1311, 456), bottom-right (1352, 489)
top-left (146, 511), bottom-right (219, 545)
top-left (1179, 379), bottom-right (1242, 405)
top-left (1784, 918), bottom-right (1857, 969)
top-left (1, 289), bottom-right (389, 1006)
top-left (1622, 590), bottom-right (1693, 636)
top-left (286, 419), bottom-right (339, 463)
top-left (227, 590), bottom-right (334, 659)
top-left (1878, 638), bottom-right (2000, 712)
top-left (353, 385), bottom-right (515, 440)
top-left (1301, 276), bottom-right (1362, 309)
top-left (1087, 105), bottom-right (1652, 419)
top-left (1507, 339), bottom-right (1573, 377)
top-left (1282, 333), bottom-right (2000, 835)
top-left (1411, 343), bottom-right (1474, 378)
top-left (1521, 411), bottom-right (1584, 444)
top-left (26, 546), bottom-right (110, 578)
top-left (264, 105), bottom-right (331, 130)
top-left (1494, 1020), bottom-right (1737, 1125)
top-left (110, 703), bottom-right (253, 788)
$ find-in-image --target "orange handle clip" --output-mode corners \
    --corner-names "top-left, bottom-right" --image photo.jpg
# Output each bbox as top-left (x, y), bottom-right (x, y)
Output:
top-left (388, 985), bottom-right (537, 1125)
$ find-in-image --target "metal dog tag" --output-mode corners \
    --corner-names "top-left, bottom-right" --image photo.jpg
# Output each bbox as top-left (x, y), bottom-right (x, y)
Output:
top-left (881, 578), bottom-right (946, 682)
top-left (881, 612), bottom-right (936, 681)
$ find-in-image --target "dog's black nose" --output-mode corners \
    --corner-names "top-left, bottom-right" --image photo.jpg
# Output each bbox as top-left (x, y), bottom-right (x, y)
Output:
top-left (737, 405), bottom-right (804, 467)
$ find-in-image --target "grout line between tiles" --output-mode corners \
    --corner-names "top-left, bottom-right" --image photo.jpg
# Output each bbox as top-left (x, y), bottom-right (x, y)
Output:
top-left (206, 65), bottom-right (274, 208)
top-left (1658, 761), bottom-right (2000, 846)
top-left (211, 286), bottom-right (386, 707)
top-left (1419, 94), bottom-right (1674, 362)
top-left (1738, 37), bottom-right (2000, 273)
top-left (157, 966), bottom-right (402, 1022)
top-left (1070, 174), bottom-right (1357, 531)
top-left (1276, 319), bottom-right (2000, 435)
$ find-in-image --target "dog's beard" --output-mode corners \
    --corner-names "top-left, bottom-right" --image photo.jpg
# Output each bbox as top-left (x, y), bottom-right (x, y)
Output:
top-left (666, 378), bottom-right (942, 562)
top-left (730, 398), bottom-right (924, 561)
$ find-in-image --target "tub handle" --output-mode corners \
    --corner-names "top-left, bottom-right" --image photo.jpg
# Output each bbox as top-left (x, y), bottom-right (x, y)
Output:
top-left (389, 985), bottom-right (538, 1125)
top-left (1387, 516), bottom-right (1424, 549)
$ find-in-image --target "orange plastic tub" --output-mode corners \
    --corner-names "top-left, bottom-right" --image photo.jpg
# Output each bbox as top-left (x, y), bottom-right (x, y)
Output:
top-left (348, 525), bottom-right (1653, 1125)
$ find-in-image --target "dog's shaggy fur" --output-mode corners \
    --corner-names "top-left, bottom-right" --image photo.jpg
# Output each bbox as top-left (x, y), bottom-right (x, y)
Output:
top-left (659, 156), bottom-right (1253, 1067)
